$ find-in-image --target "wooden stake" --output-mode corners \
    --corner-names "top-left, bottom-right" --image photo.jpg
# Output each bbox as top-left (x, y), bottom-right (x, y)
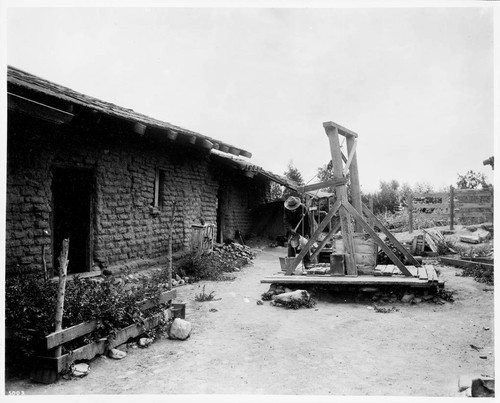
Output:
top-left (167, 201), bottom-right (177, 290)
top-left (408, 193), bottom-right (414, 234)
top-left (54, 238), bottom-right (69, 357)
top-left (449, 186), bottom-right (455, 230)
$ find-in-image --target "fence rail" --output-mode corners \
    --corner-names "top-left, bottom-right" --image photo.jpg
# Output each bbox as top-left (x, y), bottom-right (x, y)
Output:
top-left (407, 187), bottom-right (493, 232)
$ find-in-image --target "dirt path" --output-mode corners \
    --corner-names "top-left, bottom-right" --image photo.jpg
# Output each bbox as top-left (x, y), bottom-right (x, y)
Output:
top-left (5, 246), bottom-right (494, 396)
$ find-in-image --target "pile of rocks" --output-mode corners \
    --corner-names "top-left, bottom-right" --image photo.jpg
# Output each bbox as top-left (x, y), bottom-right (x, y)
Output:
top-left (261, 284), bottom-right (316, 309)
top-left (212, 242), bottom-right (256, 269)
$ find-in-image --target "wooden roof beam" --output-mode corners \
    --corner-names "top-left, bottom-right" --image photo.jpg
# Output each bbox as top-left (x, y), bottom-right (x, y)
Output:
top-left (8, 92), bottom-right (74, 125)
top-left (323, 121), bottom-right (358, 138)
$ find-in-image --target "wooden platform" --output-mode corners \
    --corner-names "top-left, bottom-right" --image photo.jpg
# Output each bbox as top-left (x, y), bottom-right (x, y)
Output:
top-left (262, 264), bottom-right (444, 288)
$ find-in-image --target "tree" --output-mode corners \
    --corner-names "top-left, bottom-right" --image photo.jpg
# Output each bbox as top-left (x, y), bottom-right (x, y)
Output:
top-left (456, 170), bottom-right (488, 189)
top-left (413, 182), bottom-right (434, 194)
top-left (373, 180), bottom-right (400, 214)
top-left (282, 161), bottom-right (304, 199)
top-left (316, 163), bottom-right (337, 193)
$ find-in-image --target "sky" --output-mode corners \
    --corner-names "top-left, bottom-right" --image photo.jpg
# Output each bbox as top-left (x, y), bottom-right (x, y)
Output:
top-left (3, 2), bottom-right (497, 193)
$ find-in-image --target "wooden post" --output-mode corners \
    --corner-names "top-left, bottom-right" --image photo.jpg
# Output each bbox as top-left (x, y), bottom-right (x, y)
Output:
top-left (168, 201), bottom-right (177, 290)
top-left (449, 186), bottom-right (455, 230)
top-left (408, 193), bottom-right (414, 234)
top-left (54, 239), bottom-right (69, 358)
top-left (324, 122), bottom-right (357, 275)
top-left (368, 197), bottom-right (374, 229)
top-left (346, 136), bottom-right (363, 232)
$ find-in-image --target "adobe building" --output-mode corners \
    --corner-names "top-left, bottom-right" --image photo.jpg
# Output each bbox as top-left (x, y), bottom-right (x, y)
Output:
top-left (6, 66), bottom-right (289, 277)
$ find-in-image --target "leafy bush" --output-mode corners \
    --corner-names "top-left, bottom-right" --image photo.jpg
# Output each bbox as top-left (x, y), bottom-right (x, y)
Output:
top-left (5, 270), bottom-right (170, 371)
top-left (460, 265), bottom-right (493, 285)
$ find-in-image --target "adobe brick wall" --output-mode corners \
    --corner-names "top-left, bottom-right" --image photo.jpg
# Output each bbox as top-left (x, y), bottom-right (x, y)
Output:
top-left (6, 116), bottom-right (269, 275)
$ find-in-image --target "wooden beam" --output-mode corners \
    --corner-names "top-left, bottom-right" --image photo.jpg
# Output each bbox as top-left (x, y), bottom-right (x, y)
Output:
top-left (239, 150), bottom-right (252, 158)
top-left (323, 121), bottom-right (358, 138)
top-left (342, 201), bottom-right (413, 277)
top-left (133, 122), bottom-right (147, 135)
top-left (285, 199), bottom-right (342, 275)
top-left (166, 130), bottom-right (178, 141)
top-left (261, 275), bottom-right (442, 287)
top-left (297, 177), bottom-right (348, 193)
top-left (46, 320), bottom-right (98, 350)
top-left (361, 203), bottom-right (422, 267)
top-left (196, 137), bottom-right (214, 150)
top-left (343, 138), bottom-right (357, 175)
top-left (440, 257), bottom-right (494, 271)
top-left (8, 92), bottom-right (74, 125)
top-left (325, 124), bottom-right (357, 275)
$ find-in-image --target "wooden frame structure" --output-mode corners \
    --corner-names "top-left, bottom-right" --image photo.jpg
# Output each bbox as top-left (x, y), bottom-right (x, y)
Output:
top-left (283, 121), bottom-right (422, 277)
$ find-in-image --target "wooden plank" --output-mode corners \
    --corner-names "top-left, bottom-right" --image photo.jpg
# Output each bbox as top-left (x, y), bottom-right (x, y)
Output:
top-left (344, 202), bottom-right (413, 277)
top-left (297, 177), bottom-right (348, 193)
top-left (261, 275), bottom-right (438, 287)
top-left (8, 92), bottom-right (74, 125)
top-left (440, 257), bottom-right (494, 271)
top-left (285, 199), bottom-right (342, 274)
top-left (413, 192), bottom-right (448, 199)
top-left (406, 266), bottom-right (419, 277)
top-left (362, 204), bottom-right (422, 268)
top-left (46, 320), bottom-right (98, 350)
top-left (425, 265), bottom-right (437, 283)
top-left (382, 265), bottom-right (395, 275)
top-left (139, 289), bottom-right (177, 310)
top-left (323, 121), bottom-right (358, 138)
top-left (418, 266), bottom-right (428, 281)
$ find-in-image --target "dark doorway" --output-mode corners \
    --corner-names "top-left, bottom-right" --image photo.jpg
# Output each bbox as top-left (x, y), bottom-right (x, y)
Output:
top-left (52, 167), bottom-right (93, 274)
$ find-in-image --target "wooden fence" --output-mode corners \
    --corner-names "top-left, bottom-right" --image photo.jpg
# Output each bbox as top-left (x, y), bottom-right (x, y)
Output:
top-left (408, 187), bottom-right (493, 232)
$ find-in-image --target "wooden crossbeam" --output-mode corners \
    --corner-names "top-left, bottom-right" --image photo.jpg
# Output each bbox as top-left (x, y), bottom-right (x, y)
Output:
top-left (342, 201), bottom-right (413, 277)
top-left (285, 199), bottom-right (342, 275)
top-left (361, 204), bottom-right (422, 267)
top-left (323, 121), bottom-right (358, 138)
top-left (297, 177), bottom-right (348, 193)
top-left (310, 220), bottom-right (342, 261)
top-left (343, 138), bottom-right (357, 175)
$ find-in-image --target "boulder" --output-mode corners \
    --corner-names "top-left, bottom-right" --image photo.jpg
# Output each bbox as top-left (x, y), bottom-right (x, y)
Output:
top-left (273, 290), bottom-right (310, 304)
top-left (401, 294), bottom-right (414, 303)
top-left (108, 348), bottom-right (127, 360)
top-left (170, 318), bottom-right (192, 340)
top-left (71, 363), bottom-right (90, 377)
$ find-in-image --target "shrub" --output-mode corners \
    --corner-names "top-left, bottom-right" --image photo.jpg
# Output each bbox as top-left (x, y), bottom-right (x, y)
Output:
top-left (5, 270), bottom-right (170, 372)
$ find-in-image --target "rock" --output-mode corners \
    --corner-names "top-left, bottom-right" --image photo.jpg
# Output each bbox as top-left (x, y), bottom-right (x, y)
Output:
top-left (412, 297), bottom-right (422, 304)
top-left (138, 337), bottom-right (153, 347)
top-left (184, 276), bottom-right (190, 283)
top-left (401, 294), bottom-right (414, 303)
top-left (273, 290), bottom-right (310, 304)
top-left (71, 363), bottom-right (90, 377)
top-left (108, 348), bottom-right (127, 360)
top-left (256, 300), bottom-right (263, 305)
top-left (169, 318), bottom-right (192, 340)
top-left (471, 378), bottom-right (495, 397)
top-left (458, 374), bottom-right (481, 392)
top-left (175, 274), bottom-right (181, 281)
top-left (284, 287), bottom-right (293, 293)
top-left (422, 294), bottom-right (434, 301)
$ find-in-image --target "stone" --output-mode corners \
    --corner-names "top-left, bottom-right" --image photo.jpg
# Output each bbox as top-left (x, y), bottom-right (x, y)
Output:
top-left (401, 294), bottom-right (414, 303)
top-left (71, 363), bottom-right (90, 377)
top-left (108, 348), bottom-right (127, 360)
top-left (169, 318), bottom-right (192, 340)
top-left (272, 290), bottom-right (309, 304)
top-left (138, 337), bottom-right (153, 347)
top-left (458, 374), bottom-right (481, 392)
top-left (471, 378), bottom-right (495, 397)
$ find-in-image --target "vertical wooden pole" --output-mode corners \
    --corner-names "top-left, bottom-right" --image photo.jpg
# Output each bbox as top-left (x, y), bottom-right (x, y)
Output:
top-left (408, 193), bottom-right (414, 234)
top-left (346, 136), bottom-right (362, 232)
top-left (368, 197), bottom-right (374, 229)
top-left (54, 238), bottom-right (69, 358)
top-left (449, 186), bottom-right (455, 230)
top-left (324, 123), bottom-right (357, 276)
top-left (168, 201), bottom-right (177, 289)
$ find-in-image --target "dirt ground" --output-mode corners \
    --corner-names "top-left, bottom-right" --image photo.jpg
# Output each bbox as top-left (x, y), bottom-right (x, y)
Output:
top-left (4, 242), bottom-right (495, 397)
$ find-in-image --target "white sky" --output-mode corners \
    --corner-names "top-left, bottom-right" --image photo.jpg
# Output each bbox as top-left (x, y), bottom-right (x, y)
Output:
top-left (3, 2), bottom-right (497, 193)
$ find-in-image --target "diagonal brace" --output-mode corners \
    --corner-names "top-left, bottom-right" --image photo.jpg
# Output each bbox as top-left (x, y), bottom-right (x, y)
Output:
top-left (310, 220), bottom-right (342, 261)
top-left (342, 201), bottom-right (413, 277)
top-left (285, 199), bottom-right (342, 275)
top-left (361, 203), bottom-right (421, 267)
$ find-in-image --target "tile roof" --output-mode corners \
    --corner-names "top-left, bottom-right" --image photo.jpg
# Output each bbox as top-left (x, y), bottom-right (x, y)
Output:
top-left (7, 66), bottom-right (252, 157)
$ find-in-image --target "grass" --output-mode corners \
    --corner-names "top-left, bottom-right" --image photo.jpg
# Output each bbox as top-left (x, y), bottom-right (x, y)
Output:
top-left (194, 285), bottom-right (218, 302)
